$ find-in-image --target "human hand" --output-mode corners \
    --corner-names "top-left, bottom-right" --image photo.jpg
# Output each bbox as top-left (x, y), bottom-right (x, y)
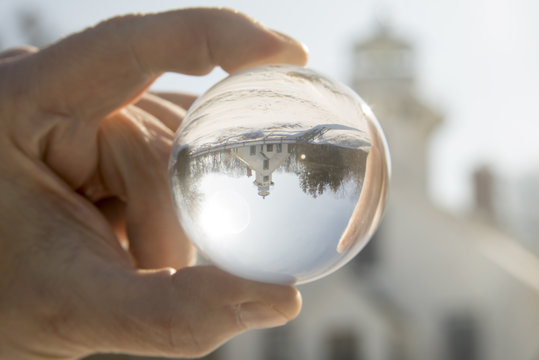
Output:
top-left (0, 8), bottom-right (307, 360)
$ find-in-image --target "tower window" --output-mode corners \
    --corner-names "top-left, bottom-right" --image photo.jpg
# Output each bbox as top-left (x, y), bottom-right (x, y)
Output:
top-left (263, 159), bottom-right (269, 170)
top-left (267, 144), bottom-right (274, 152)
top-left (250, 145), bottom-right (256, 155)
top-left (276, 143), bottom-right (282, 153)
top-left (443, 312), bottom-right (480, 360)
top-left (263, 326), bottom-right (295, 360)
top-left (326, 328), bottom-right (361, 360)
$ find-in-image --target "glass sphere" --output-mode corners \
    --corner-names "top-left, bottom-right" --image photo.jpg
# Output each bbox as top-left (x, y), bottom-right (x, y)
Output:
top-left (169, 65), bottom-right (390, 285)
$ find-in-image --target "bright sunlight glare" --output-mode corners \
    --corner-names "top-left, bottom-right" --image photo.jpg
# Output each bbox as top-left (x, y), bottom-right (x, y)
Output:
top-left (199, 189), bottom-right (251, 238)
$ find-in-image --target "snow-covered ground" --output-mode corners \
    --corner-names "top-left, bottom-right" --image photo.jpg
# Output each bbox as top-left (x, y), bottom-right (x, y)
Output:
top-left (171, 65), bottom-right (373, 157)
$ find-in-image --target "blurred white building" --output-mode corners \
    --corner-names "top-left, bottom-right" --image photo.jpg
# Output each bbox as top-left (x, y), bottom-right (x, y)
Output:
top-left (89, 26), bottom-right (539, 360)
top-left (211, 27), bottom-right (539, 360)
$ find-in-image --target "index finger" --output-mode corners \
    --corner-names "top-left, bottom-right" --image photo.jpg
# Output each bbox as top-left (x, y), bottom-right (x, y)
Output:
top-left (19, 8), bottom-right (308, 123)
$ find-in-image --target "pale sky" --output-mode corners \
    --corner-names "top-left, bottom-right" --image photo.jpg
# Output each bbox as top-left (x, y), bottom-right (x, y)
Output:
top-left (1, 0), bottom-right (538, 212)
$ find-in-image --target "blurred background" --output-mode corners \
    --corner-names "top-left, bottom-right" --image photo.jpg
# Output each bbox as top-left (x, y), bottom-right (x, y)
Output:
top-left (2, 0), bottom-right (539, 359)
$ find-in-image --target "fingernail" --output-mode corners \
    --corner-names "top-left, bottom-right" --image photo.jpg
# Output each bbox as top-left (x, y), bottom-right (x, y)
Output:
top-left (238, 302), bottom-right (289, 329)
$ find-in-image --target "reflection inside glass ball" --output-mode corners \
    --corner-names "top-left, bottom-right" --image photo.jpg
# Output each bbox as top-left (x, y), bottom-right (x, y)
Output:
top-left (169, 65), bottom-right (390, 285)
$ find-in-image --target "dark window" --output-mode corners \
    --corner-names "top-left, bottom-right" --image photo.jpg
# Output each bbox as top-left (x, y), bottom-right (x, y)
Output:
top-left (326, 329), bottom-right (362, 360)
top-left (267, 144), bottom-right (274, 152)
top-left (444, 313), bottom-right (480, 360)
top-left (250, 145), bottom-right (256, 155)
top-left (288, 144), bottom-right (295, 153)
top-left (276, 143), bottom-right (282, 153)
top-left (263, 159), bottom-right (269, 170)
top-left (263, 326), bottom-right (296, 360)
top-left (263, 176), bottom-right (270, 182)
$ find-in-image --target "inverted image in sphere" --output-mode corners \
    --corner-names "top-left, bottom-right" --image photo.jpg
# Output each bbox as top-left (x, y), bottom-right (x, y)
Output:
top-left (169, 65), bottom-right (390, 284)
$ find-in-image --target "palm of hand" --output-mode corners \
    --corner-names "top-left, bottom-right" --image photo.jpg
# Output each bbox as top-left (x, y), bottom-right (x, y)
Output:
top-left (0, 8), bottom-right (307, 360)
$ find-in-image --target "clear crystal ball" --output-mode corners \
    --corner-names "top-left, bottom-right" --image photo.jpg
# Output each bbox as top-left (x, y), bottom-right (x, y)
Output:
top-left (169, 65), bottom-right (390, 284)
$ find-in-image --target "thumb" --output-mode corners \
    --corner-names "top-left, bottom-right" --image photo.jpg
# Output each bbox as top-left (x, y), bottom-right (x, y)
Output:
top-left (91, 266), bottom-right (301, 358)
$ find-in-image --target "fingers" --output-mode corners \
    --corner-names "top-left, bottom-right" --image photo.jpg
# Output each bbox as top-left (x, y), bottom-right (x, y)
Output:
top-left (151, 91), bottom-right (199, 111)
top-left (135, 93), bottom-right (186, 132)
top-left (93, 266), bottom-right (301, 358)
top-left (22, 8), bottom-right (308, 124)
top-left (95, 197), bottom-right (128, 249)
top-left (98, 107), bottom-right (195, 269)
